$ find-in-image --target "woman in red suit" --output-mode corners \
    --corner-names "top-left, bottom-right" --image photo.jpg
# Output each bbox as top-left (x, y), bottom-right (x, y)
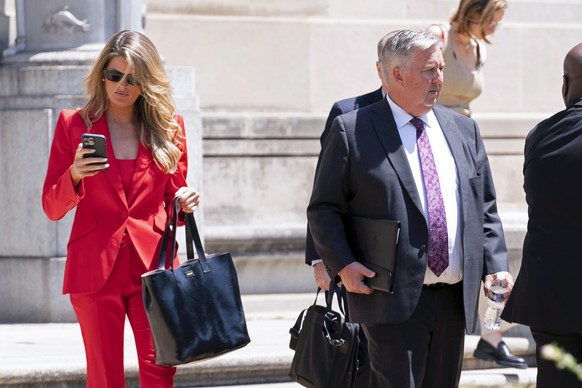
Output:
top-left (42, 30), bottom-right (200, 387)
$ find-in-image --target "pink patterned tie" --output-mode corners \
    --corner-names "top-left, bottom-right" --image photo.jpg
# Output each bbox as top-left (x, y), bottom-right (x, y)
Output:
top-left (410, 117), bottom-right (449, 277)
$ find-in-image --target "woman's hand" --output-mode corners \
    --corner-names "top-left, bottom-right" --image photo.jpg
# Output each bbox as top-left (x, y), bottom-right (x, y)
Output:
top-left (175, 187), bottom-right (200, 213)
top-left (70, 143), bottom-right (109, 187)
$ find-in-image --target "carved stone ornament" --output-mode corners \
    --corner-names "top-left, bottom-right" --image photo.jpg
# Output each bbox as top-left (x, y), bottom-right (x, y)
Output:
top-left (43, 5), bottom-right (90, 34)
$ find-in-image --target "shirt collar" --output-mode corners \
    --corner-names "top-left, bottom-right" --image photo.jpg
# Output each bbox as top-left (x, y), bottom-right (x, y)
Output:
top-left (567, 96), bottom-right (582, 109)
top-left (385, 94), bottom-right (436, 130)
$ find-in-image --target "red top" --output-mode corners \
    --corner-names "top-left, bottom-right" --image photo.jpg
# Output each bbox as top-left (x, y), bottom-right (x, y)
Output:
top-left (117, 159), bottom-right (136, 198)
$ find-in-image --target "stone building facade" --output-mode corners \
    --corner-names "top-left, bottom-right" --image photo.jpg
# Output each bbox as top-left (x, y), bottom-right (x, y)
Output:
top-left (1, 0), bottom-right (581, 322)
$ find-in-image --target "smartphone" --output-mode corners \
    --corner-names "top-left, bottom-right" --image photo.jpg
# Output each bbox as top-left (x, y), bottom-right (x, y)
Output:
top-left (82, 133), bottom-right (108, 170)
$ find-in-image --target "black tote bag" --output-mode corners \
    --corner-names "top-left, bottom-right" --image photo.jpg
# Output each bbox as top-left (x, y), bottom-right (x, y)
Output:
top-left (288, 282), bottom-right (360, 388)
top-left (142, 198), bottom-right (250, 366)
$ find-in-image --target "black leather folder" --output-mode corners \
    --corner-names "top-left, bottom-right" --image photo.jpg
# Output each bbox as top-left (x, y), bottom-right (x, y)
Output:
top-left (347, 215), bottom-right (400, 293)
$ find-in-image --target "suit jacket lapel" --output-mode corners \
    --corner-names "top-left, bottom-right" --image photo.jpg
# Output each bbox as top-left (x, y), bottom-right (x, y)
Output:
top-left (370, 100), bottom-right (424, 215)
top-left (433, 105), bottom-right (473, 243)
top-left (433, 106), bottom-right (469, 190)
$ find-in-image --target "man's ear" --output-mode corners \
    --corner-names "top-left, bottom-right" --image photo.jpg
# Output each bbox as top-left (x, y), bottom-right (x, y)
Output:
top-left (562, 74), bottom-right (569, 106)
top-left (393, 67), bottom-right (404, 84)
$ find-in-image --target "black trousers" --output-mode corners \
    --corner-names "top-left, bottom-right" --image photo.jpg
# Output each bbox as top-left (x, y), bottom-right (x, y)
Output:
top-left (362, 282), bottom-right (465, 388)
top-left (339, 287), bottom-right (371, 388)
top-left (354, 329), bottom-right (371, 388)
top-left (531, 327), bottom-right (582, 388)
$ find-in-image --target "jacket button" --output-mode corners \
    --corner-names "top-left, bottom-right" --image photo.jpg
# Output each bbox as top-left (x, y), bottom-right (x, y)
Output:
top-left (420, 244), bottom-right (427, 252)
top-left (121, 211), bottom-right (128, 218)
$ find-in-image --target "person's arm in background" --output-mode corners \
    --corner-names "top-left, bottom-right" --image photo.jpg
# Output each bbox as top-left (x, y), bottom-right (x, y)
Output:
top-left (305, 101), bottom-right (346, 290)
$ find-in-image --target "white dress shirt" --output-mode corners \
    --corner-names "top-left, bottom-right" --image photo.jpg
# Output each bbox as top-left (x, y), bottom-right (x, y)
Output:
top-left (386, 95), bottom-right (464, 285)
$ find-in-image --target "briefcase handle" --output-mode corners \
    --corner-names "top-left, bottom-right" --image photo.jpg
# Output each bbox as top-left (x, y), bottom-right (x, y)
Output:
top-left (289, 282), bottom-right (350, 350)
top-left (156, 197), bottom-right (211, 274)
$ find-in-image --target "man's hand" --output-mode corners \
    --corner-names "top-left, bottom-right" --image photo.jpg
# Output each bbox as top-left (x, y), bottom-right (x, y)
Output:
top-left (483, 271), bottom-right (514, 302)
top-left (338, 262), bottom-right (375, 294)
top-left (313, 262), bottom-right (332, 291)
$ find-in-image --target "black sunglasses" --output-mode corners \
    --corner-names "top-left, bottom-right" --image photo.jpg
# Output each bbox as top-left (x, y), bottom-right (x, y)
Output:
top-left (103, 68), bottom-right (140, 86)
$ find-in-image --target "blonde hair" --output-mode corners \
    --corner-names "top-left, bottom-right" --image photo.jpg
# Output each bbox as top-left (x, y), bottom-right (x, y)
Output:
top-left (81, 30), bottom-right (182, 174)
top-left (451, 0), bottom-right (507, 44)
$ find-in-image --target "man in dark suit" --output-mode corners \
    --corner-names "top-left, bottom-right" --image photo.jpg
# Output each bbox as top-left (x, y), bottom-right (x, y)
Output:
top-left (501, 43), bottom-right (582, 388)
top-left (304, 34), bottom-right (388, 388)
top-left (307, 29), bottom-right (511, 387)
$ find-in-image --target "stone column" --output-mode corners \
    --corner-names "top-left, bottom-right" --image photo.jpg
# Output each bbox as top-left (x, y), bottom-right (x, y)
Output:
top-left (0, 0), bottom-right (202, 323)
top-left (0, 0), bottom-right (15, 58)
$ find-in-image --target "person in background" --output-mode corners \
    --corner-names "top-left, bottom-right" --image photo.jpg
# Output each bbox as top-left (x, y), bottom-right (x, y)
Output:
top-left (306, 31), bottom-right (391, 293)
top-left (427, 0), bottom-right (527, 369)
top-left (304, 31), bottom-right (393, 388)
top-left (308, 29), bottom-right (511, 387)
top-left (501, 42), bottom-right (582, 388)
top-left (428, 0), bottom-right (506, 117)
top-left (42, 30), bottom-right (200, 387)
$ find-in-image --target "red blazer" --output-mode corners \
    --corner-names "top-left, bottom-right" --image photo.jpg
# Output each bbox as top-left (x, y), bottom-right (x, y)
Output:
top-left (42, 109), bottom-right (188, 294)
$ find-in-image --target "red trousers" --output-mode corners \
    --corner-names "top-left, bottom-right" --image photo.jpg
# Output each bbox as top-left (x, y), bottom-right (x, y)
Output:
top-left (70, 233), bottom-right (175, 388)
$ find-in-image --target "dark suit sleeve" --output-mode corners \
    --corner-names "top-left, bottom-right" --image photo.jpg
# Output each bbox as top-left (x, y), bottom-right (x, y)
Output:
top-left (473, 122), bottom-right (509, 277)
top-left (306, 115), bottom-right (356, 277)
top-left (320, 103), bottom-right (345, 146)
top-left (305, 102), bottom-right (347, 265)
top-left (305, 90), bottom-right (383, 265)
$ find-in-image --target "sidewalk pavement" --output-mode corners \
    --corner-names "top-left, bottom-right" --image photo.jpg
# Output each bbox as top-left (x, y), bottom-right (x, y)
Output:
top-left (0, 293), bottom-right (537, 388)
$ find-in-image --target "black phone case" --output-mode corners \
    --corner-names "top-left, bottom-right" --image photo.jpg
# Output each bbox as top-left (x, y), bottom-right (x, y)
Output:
top-left (82, 134), bottom-right (108, 170)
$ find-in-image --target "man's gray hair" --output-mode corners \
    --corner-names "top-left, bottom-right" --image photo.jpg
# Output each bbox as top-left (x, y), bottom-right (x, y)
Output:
top-left (377, 31), bottom-right (399, 60)
top-left (379, 29), bottom-right (442, 70)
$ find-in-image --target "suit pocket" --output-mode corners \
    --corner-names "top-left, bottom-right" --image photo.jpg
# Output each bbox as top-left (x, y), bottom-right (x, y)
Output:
top-left (68, 214), bottom-right (98, 245)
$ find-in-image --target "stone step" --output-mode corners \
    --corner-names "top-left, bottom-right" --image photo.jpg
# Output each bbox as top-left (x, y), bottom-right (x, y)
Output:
top-left (0, 293), bottom-right (536, 388)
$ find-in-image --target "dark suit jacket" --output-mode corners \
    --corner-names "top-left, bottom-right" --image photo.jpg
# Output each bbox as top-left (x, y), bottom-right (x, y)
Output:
top-left (502, 97), bottom-right (582, 333)
top-left (307, 99), bottom-right (508, 332)
top-left (320, 88), bottom-right (384, 148)
top-left (305, 87), bottom-right (384, 264)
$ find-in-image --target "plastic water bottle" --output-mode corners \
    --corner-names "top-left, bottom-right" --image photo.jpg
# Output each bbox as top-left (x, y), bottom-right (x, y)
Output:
top-left (483, 273), bottom-right (507, 331)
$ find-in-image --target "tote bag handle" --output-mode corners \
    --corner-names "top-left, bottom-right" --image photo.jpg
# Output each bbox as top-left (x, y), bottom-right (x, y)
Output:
top-left (156, 197), bottom-right (179, 270)
top-left (156, 196), bottom-right (211, 273)
top-left (184, 204), bottom-right (212, 273)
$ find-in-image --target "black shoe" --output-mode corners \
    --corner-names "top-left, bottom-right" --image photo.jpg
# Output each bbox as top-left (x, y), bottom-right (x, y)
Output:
top-left (473, 339), bottom-right (528, 369)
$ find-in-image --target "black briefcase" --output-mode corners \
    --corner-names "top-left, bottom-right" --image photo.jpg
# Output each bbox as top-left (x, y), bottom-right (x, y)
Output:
top-left (288, 282), bottom-right (360, 388)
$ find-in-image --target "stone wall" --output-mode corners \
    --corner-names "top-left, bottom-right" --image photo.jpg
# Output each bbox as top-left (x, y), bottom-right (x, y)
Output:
top-left (1, 0), bottom-right (580, 322)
